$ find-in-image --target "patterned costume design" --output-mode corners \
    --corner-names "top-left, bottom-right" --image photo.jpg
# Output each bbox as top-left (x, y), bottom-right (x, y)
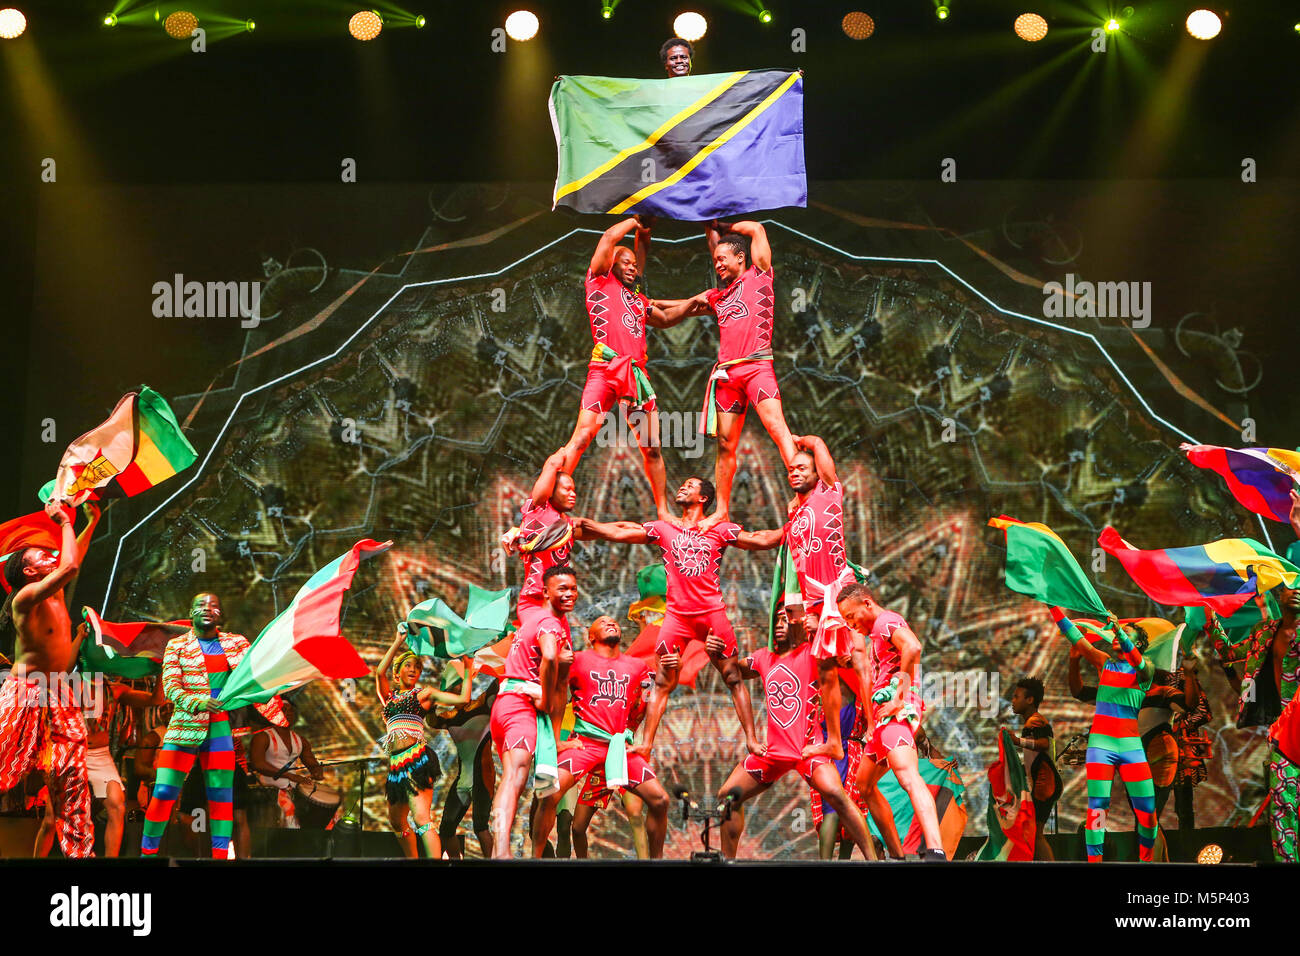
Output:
top-left (1054, 611), bottom-right (1157, 861)
top-left (1214, 616), bottom-right (1299, 859)
top-left (0, 676), bottom-right (94, 857)
top-left (810, 701), bottom-right (868, 836)
top-left (381, 687), bottom-right (440, 804)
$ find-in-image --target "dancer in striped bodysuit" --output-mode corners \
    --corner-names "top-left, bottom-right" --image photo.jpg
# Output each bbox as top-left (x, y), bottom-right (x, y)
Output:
top-left (1050, 606), bottom-right (1157, 861)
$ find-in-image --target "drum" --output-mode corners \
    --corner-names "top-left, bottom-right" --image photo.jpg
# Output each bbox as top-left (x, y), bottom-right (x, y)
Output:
top-left (292, 780), bottom-right (342, 829)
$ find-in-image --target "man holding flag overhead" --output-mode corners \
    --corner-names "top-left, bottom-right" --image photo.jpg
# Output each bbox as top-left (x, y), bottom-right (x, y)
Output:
top-left (560, 217), bottom-right (677, 519)
top-left (0, 501), bottom-right (95, 858)
top-left (652, 220), bottom-right (798, 526)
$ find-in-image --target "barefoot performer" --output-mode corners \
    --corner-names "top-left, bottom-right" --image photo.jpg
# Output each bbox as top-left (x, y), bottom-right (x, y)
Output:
top-left (373, 631), bottom-right (477, 859)
top-left (651, 220), bottom-right (797, 524)
top-left (578, 477), bottom-right (779, 760)
top-left (561, 216), bottom-right (679, 518)
top-left (709, 617), bottom-right (874, 860)
top-left (837, 583), bottom-right (947, 861)
top-left (532, 615), bottom-right (670, 857)
top-left (488, 565), bottom-right (577, 858)
top-left (0, 501), bottom-right (95, 858)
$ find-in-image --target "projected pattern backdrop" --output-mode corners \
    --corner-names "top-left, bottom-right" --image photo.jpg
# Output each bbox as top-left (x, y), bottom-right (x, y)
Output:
top-left (104, 199), bottom-right (1273, 858)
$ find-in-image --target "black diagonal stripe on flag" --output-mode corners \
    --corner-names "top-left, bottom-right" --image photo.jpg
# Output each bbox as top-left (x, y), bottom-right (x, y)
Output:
top-left (563, 70), bottom-right (788, 214)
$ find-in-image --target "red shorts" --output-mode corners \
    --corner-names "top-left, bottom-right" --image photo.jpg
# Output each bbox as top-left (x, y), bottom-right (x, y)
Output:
top-left (713, 360), bottom-right (781, 414)
top-left (558, 738), bottom-right (656, 787)
top-left (743, 752), bottom-right (830, 785)
top-left (865, 719), bottom-right (916, 762)
top-left (580, 361), bottom-right (657, 414)
top-left (490, 692), bottom-right (540, 756)
top-left (656, 607), bottom-right (737, 658)
top-left (516, 592), bottom-right (546, 626)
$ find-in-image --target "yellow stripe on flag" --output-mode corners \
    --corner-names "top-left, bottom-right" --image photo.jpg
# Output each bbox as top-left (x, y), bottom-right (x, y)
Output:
top-left (607, 71), bottom-right (801, 215)
top-left (131, 430), bottom-right (172, 484)
top-left (554, 71), bottom-right (750, 203)
top-left (1202, 539), bottom-right (1298, 592)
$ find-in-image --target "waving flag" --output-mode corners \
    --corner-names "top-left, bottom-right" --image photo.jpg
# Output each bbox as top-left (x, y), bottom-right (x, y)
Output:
top-left (218, 539), bottom-right (391, 708)
top-left (988, 516), bottom-right (1109, 617)
top-left (0, 512), bottom-right (61, 591)
top-left (1098, 526), bottom-right (1299, 616)
top-left (1075, 617), bottom-right (1182, 672)
top-left (867, 758), bottom-right (967, 859)
top-left (403, 585), bottom-right (512, 659)
top-left (1185, 596), bottom-right (1278, 649)
top-left (1181, 444), bottom-right (1300, 523)
top-left (551, 69), bottom-right (806, 219)
top-left (52, 386), bottom-right (197, 506)
top-left (78, 608), bottom-right (190, 678)
top-left (975, 728), bottom-right (1036, 861)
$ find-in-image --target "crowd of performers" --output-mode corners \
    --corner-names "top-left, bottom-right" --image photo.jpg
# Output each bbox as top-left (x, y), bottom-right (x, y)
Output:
top-left (0, 39), bottom-right (1297, 859)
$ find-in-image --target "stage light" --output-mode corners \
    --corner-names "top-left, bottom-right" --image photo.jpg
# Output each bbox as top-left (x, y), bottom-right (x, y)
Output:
top-left (164, 10), bottom-right (198, 39)
top-left (0, 7), bottom-right (23, 38)
top-left (1014, 12), bottom-right (1047, 41)
top-left (936, 5), bottom-right (950, 20)
top-left (1104, 18), bottom-right (1120, 32)
top-left (601, 2), bottom-right (613, 19)
top-left (504, 10), bottom-right (539, 41)
top-left (1197, 843), bottom-right (1223, 864)
top-left (759, 9), bottom-right (773, 24)
top-left (841, 11), bottom-right (874, 39)
top-left (245, 19), bottom-right (256, 32)
top-left (1185, 10), bottom-right (1221, 40)
top-left (673, 11), bottom-right (707, 41)
top-left (102, 13), bottom-right (117, 27)
top-left (349, 10), bottom-right (382, 40)
top-left (415, 15), bottom-right (426, 28)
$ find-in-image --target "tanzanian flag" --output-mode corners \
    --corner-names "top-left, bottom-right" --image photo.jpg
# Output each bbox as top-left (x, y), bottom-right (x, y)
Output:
top-left (218, 539), bottom-right (391, 707)
top-left (403, 585), bottom-right (512, 659)
top-left (78, 607), bottom-right (190, 678)
top-left (975, 728), bottom-right (1036, 861)
top-left (1098, 526), bottom-right (1299, 616)
top-left (550, 70), bottom-right (806, 219)
top-left (1181, 443), bottom-right (1300, 524)
top-left (988, 516), bottom-right (1109, 617)
top-left (51, 386), bottom-right (197, 506)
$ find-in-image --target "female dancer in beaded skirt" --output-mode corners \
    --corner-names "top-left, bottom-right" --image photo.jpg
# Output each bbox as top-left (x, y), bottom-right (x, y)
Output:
top-left (374, 627), bottom-right (475, 859)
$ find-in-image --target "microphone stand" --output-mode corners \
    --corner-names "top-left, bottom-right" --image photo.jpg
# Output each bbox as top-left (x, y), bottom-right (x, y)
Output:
top-left (675, 788), bottom-right (733, 862)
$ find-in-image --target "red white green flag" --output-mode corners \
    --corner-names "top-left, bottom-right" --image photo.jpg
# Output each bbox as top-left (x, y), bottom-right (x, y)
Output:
top-left (79, 607), bottom-right (190, 678)
top-left (975, 727), bottom-right (1036, 861)
top-left (52, 386), bottom-right (197, 506)
top-left (218, 539), bottom-right (391, 707)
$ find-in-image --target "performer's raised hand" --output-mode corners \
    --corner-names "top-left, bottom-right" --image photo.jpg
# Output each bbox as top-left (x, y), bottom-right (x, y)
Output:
top-left (45, 498), bottom-right (73, 526)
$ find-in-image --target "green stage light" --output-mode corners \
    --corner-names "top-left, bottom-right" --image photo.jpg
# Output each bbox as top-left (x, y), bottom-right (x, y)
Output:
top-left (936, 5), bottom-right (949, 20)
top-left (759, 9), bottom-right (772, 23)
top-left (245, 19), bottom-right (255, 32)
top-left (415, 14), bottom-right (426, 28)
top-left (1104, 18), bottom-right (1120, 32)
top-left (103, 13), bottom-right (117, 27)
top-left (602, 9), bottom-right (612, 19)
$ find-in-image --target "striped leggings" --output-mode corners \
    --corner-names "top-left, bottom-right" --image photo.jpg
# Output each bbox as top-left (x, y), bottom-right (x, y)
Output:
top-left (1085, 734), bottom-right (1156, 862)
top-left (141, 717), bottom-right (234, 858)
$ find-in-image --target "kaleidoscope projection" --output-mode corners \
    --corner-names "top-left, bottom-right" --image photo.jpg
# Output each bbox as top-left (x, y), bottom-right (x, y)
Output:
top-left (107, 210), bottom-right (1270, 858)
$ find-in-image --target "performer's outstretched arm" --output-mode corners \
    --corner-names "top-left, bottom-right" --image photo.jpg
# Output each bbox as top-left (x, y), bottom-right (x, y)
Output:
top-left (720, 220), bottom-right (772, 271)
top-left (590, 217), bottom-right (642, 275)
top-left (647, 292), bottom-right (710, 328)
top-left (634, 214), bottom-right (653, 275)
top-left (529, 448), bottom-right (568, 509)
top-left (576, 517), bottom-right (650, 545)
top-left (794, 434), bottom-right (838, 487)
top-left (12, 502), bottom-right (79, 615)
top-left (1049, 606), bottom-right (1109, 668)
top-left (733, 528), bottom-right (785, 551)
